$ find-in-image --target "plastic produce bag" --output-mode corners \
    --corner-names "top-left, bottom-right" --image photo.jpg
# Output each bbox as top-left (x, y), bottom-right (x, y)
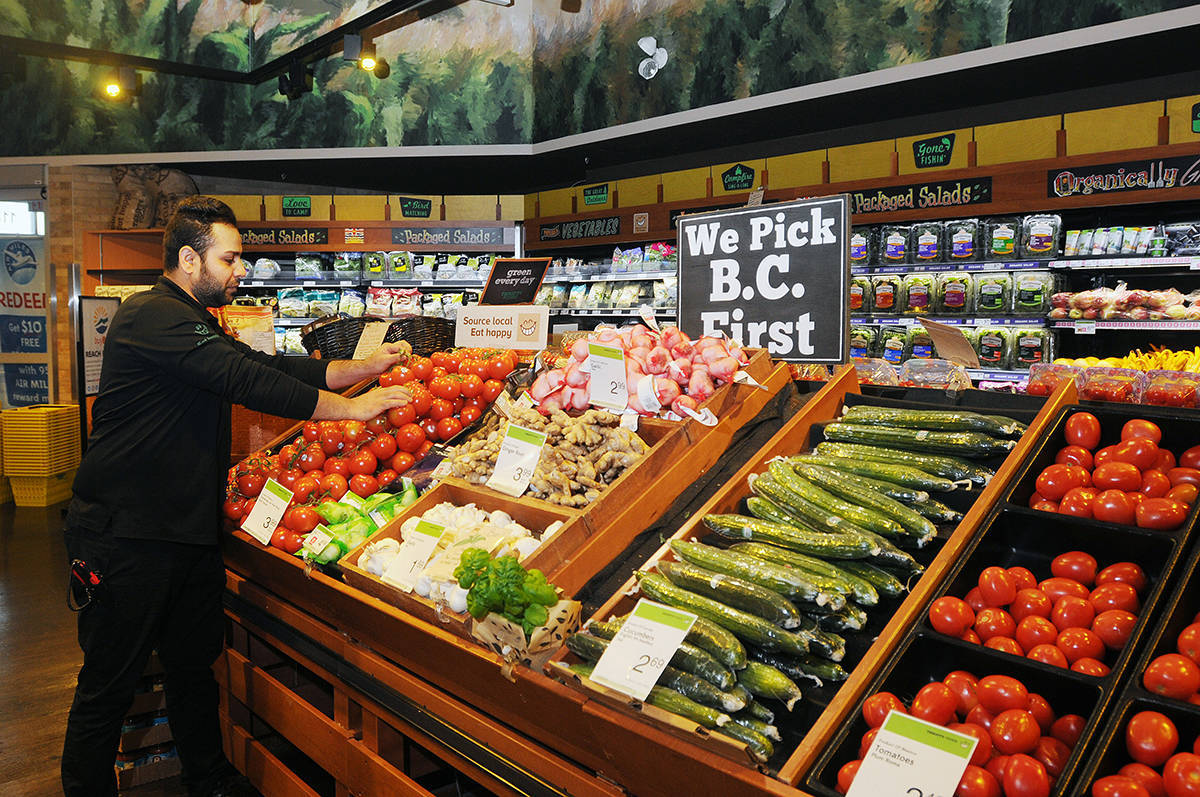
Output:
top-left (307, 289), bottom-right (340, 318)
top-left (392, 288), bottom-right (422, 315)
top-left (899, 359), bottom-right (971, 391)
top-left (277, 287), bottom-right (309, 318)
top-left (252, 258), bottom-right (281, 279)
top-left (852, 357), bottom-right (899, 386)
top-left (333, 252), bottom-right (361, 276)
top-left (338, 289), bottom-right (366, 317)
top-left (294, 254), bottom-right (323, 277)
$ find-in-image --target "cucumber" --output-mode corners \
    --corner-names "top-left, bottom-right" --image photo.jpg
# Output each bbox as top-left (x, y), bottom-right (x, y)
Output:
top-left (737, 661), bottom-right (803, 711)
top-left (669, 541), bottom-right (845, 610)
top-left (749, 475), bottom-right (885, 553)
top-left (906, 496), bottom-right (964, 523)
top-left (769, 461), bottom-right (908, 539)
top-left (687, 616), bottom-right (748, 672)
top-left (728, 683), bottom-right (753, 708)
top-left (817, 604), bottom-right (868, 632)
top-left (816, 442), bottom-right (993, 484)
top-left (658, 560), bottom-right (805, 629)
top-left (822, 423), bottom-right (1015, 459)
top-left (743, 700), bottom-right (776, 724)
top-left (729, 542), bottom-right (876, 607)
top-left (745, 495), bottom-right (808, 528)
top-left (714, 721), bottom-right (774, 763)
top-left (792, 453), bottom-right (957, 493)
top-left (840, 405), bottom-right (1023, 437)
top-left (749, 647), bottom-right (850, 685)
top-left (565, 663), bottom-right (732, 729)
top-left (788, 455), bottom-right (932, 502)
top-left (636, 573), bottom-right (817, 658)
top-left (858, 529), bottom-right (925, 575)
top-left (730, 715), bottom-right (782, 742)
top-left (703, 513), bottom-right (877, 560)
top-left (835, 560), bottom-right (908, 597)
top-left (788, 617), bottom-right (847, 661)
top-left (566, 634), bottom-right (747, 712)
top-left (588, 617), bottom-right (736, 689)
top-left (791, 463), bottom-right (937, 546)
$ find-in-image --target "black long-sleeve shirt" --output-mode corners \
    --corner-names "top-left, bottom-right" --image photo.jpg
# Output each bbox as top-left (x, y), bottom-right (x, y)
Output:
top-left (69, 276), bottom-right (330, 545)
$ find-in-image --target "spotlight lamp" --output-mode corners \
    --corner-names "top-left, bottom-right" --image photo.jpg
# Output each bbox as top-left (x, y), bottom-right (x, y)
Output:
top-left (358, 42), bottom-right (377, 72)
top-left (102, 67), bottom-right (141, 99)
top-left (277, 60), bottom-right (313, 100)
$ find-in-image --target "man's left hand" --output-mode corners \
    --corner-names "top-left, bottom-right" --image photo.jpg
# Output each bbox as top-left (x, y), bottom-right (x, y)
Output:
top-left (364, 341), bottom-right (411, 376)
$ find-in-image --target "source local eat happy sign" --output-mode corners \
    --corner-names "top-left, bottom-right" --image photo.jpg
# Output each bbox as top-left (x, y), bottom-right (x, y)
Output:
top-left (676, 196), bottom-right (850, 363)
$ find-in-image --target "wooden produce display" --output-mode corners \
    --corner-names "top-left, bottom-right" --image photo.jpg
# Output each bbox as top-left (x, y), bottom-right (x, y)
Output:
top-left (547, 364), bottom-right (1077, 788)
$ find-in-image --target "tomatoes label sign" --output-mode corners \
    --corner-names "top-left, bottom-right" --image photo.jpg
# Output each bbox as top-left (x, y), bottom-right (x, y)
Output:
top-left (848, 710), bottom-right (977, 797)
top-left (381, 519), bottom-right (445, 592)
top-left (586, 342), bottom-right (627, 410)
top-left (486, 423), bottom-right (547, 497)
top-left (302, 525), bottom-right (334, 556)
top-left (242, 479), bottom-right (294, 545)
top-left (589, 598), bottom-right (696, 701)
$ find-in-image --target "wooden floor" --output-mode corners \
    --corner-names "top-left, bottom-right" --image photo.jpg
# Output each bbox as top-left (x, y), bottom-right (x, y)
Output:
top-left (0, 501), bottom-right (183, 796)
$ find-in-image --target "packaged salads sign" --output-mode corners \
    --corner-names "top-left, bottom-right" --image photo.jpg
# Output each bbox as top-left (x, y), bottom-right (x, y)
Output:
top-left (677, 196), bottom-right (850, 363)
top-left (851, 178), bottom-right (992, 214)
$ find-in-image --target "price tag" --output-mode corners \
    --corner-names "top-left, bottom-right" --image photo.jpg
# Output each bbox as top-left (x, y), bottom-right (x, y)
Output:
top-left (340, 491), bottom-right (365, 510)
top-left (587, 342), bottom-right (627, 410)
top-left (352, 321), bottom-right (391, 360)
top-left (380, 519), bottom-right (446, 592)
top-left (747, 187), bottom-right (765, 207)
top-left (590, 598), bottom-right (696, 701)
top-left (485, 423), bottom-right (547, 497)
top-left (302, 525), bottom-right (334, 556)
top-left (516, 392), bottom-right (536, 409)
top-left (639, 304), bottom-right (662, 331)
top-left (241, 479), bottom-right (294, 545)
top-left (302, 280), bottom-right (317, 287)
top-left (847, 710), bottom-right (977, 797)
top-left (1074, 320), bottom-right (1097, 335)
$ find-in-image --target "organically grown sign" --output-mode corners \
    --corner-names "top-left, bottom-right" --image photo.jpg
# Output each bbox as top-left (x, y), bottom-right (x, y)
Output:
top-left (676, 197), bottom-right (850, 363)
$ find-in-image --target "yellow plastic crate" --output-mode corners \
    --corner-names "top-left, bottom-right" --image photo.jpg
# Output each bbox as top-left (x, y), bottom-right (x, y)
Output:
top-left (11, 469), bottom-right (75, 507)
top-left (0, 476), bottom-right (12, 505)
top-left (2, 405), bottom-right (81, 476)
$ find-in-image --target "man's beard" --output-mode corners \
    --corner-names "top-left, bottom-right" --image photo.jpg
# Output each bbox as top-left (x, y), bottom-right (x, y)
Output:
top-left (194, 263), bottom-right (233, 307)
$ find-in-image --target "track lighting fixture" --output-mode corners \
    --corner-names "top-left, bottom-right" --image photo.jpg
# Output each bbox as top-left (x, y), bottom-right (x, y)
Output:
top-left (277, 60), bottom-right (313, 100)
top-left (102, 67), bottom-right (141, 99)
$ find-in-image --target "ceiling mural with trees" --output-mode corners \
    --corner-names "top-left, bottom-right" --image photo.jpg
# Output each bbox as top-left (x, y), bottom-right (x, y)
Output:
top-left (0, 0), bottom-right (1190, 157)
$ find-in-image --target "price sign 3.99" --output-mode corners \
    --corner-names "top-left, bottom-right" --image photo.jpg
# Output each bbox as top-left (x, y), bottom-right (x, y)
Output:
top-left (485, 423), bottom-right (548, 497)
top-left (589, 598), bottom-right (697, 701)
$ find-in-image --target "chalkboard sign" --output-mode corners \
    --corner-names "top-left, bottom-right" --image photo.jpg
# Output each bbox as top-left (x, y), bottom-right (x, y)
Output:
top-left (480, 257), bottom-right (551, 305)
top-left (676, 196), bottom-right (850, 364)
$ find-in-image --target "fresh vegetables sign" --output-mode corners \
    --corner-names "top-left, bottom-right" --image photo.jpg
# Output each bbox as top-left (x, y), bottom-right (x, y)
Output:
top-left (677, 197), bottom-right (850, 363)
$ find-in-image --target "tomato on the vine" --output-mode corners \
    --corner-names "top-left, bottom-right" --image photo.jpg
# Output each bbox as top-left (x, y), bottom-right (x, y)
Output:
top-left (429, 351), bottom-right (452, 370)
top-left (298, 443), bottom-right (326, 472)
top-left (387, 404), bottom-right (416, 429)
top-left (348, 450), bottom-right (378, 476)
top-left (420, 417), bottom-right (439, 440)
top-left (429, 376), bottom-right (460, 400)
top-left (222, 495), bottom-right (246, 521)
top-left (376, 469), bottom-right (399, 490)
top-left (481, 379), bottom-right (505, 403)
top-left (367, 433), bottom-right (398, 461)
top-left (271, 526), bottom-right (304, 554)
top-left (277, 468), bottom-right (303, 491)
top-left (236, 472), bottom-right (266, 497)
top-left (460, 405), bottom-right (482, 425)
top-left (428, 398), bottom-right (454, 421)
top-left (319, 472), bottom-right (348, 500)
top-left (366, 415), bottom-right (390, 436)
top-left (283, 506), bottom-right (320, 535)
top-left (416, 440), bottom-right (434, 458)
top-left (388, 451), bottom-right (416, 474)
top-left (302, 421), bottom-right (320, 442)
top-left (395, 423), bottom-right (426, 453)
top-left (319, 426), bottom-right (344, 455)
top-left (487, 353), bottom-right (516, 380)
top-left (343, 421), bottom-right (370, 447)
top-left (292, 475), bottom-right (320, 504)
top-left (349, 473), bottom-right (379, 498)
top-left (409, 386), bottom-right (433, 416)
top-left (323, 456), bottom-right (350, 477)
top-left (437, 417), bottom-right (463, 442)
top-left (408, 356), bottom-right (432, 381)
top-left (458, 374), bottom-right (484, 398)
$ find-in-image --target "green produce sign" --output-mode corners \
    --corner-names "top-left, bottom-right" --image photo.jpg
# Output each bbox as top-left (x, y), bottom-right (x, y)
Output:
top-left (721, 164), bottom-right (755, 192)
top-left (397, 197), bottom-right (433, 218)
top-left (1193, 102), bottom-right (1200, 134)
top-left (913, 134), bottom-right (955, 168)
top-left (582, 184), bottom-right (609, 206)
top-left (282, 196), bottom-right (311, 217)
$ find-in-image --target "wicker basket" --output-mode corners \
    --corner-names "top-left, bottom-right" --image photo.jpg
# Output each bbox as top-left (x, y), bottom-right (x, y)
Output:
top-left (385, 315), bottom-right (456, 357)
top-left (300, 315), bottom-right (381, 359)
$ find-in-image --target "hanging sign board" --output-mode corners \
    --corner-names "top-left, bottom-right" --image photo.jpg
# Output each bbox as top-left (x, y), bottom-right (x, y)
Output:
top-left (455, 306), bottom-right (549, 350)
top-left (480, 257), bottom-right (551, 305)
top-left (676, 196), bottom-right (850, 363)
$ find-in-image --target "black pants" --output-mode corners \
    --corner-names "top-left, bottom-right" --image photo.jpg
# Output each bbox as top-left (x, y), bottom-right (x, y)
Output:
top-left (62, 527), bottom-right (232, 797)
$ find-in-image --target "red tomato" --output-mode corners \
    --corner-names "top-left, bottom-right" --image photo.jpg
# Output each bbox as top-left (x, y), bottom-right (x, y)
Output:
top-left (427, 398), bottom-right (454, 421)
top-left (367, 432), bottom-right (398, 461)
top-left (1008, 567), bottom-right (1039, 591)
top-left (1181, 446), bottom-right (1200, 470)
top-left (436, 417), bottom-right (463, 442)
top-left (1034, 735), bottom-right (1071, 779)
top-left (276, 468), bottom-right (304, 491)
top-left (1092, 775), bottom-right (1152, 797)
top-left (429, 375), bottom-right (460, 401)
top-left (979, 566), bottom-right (1017, 607)
top-left (1027, 644), bottom-right (1069, 668)
top-left (1157, 449), bottom-right (1178, 472)
top-left (388, 451), bottom-right (416, 475)
top-left (1057, 627), bottom-right (1105, 663)
top-left (460, 405), bottom-right (482, 425)
top-left (1096, 445), bottom-right (1120, 468)
top-left (481, 379), bottom-right (505, 403)
top-left (976, 608), bottom-right (1017, 642)
top-left (409, 386), bottom-right (433, 416)
top-left (1052, 714), bottom-right (1086, 748)
top-left (967, 704), bottom-right (996, 731)
top-left (1003, 753), bottom-right (1051, 797)
top-left (944, 722), bottom-right (992, 767)
top-left (1066, 412), bottom-right (1103, 449)
top-left (376, 469), bottom-right (398, 490)
top-left (1011, 589), bottom-right (1054, 622)
top-left (1052, 551), bottom-right (1099, 586)
top-left (985, 636), bottom-right (1024, 656)
top-left (1143, 654), bottom-right (1200, 700)
top-left (429, 351), bottom-right (451, 370)
top-left (302, 421), bottom-right (322, 442)
top-left (395, 423), bottom-right (427, 454)
top-left (1142, 469), bottom-right (1173, 499)
top-left (1163, 752), bottom-right (1200, 797)
top-left (487, 353), bottom-right (516, 381)
top-left (1095, 489), bottom-right (1138, 525)
top-left (1031, 497), bottom-right (1060, 513)
top-left (408, 356), bottom-right (432, 381)
top-left (1097, 562), bottom-right (1148, 593)
top-left (1093, 610), bottom-right (1137, 651)
top-left (1060, 487), bottom-right (1098, 518)
top-left (292, 474), bottom-right (320, 504)
top-left (1169, 484), bottom-right (1199, 505)
top-left (417, 440), bottom-right (433, 458)
top-left (1137, 498), bottom-right (1189, 530)
top-left (282, 505), bottom-right (320, 535)
top-left (1095, 462), bottom-right (1144, 492)
top-left (1037, 464), bottom-right (1087, 501)
top-left (349, 473), bottom-right (379, 498)
top-left (1114, 438), bottom-right (1161, 471)
top-left (236, 471), bottom-right (266, 497)
top-left (1052, 596), bottom-right (1096, 631)
top-left (858, 727), bottom-right (879, 758)
top-left (985, 755), bottom-right (1010, 784)
top-left (419, 417), bottom-right (440, 440)
top-left (1041, 577), bottom-right (1091, 602)
top-left (318, 473), bottom-right (348, 501)
top-left (1123, 419), bottom-right (1163, 444)
top-left (991, 708), bottom-right (1041, 755)
top-left (463, 358), bottom-right (491, 381)
top-left (930, 596), bottom-right (976, 637)
top-left (347, 449), bottom-right (378, 476)
top-left (1027, 693), bottom-right (1056, 734)
top-left (270, 526), bottom-right (304, 554)
top-left (955, 764), bottom-right (1001, 797)
top-left (277, 444), bottom-right (299, 470)
top-left (965, 587), bottom-right (988, 613)
top-left (323, 456), bottom-right (350, 477)
top-left (342, 420), bottom-right (370, 447)
top-left (298, 443), bottom-right (326, 472)
top-left (1071, 657), bottom-right (1111, 677)
top-left (836, 760), bottom-right (860, 794)
top-left (386, 404), bottom-right (416, 429)
top-left (1126, 710), bottom-right (1179, 767)
top-left (1169, 468), bottom-right (1200, 488)
top-left (961, 629), bottom-right (982, 645)
top-left (1016, 616), bottom-right (1060, 651)
top-left (1091, 582), bottom-right (1142, 614)
top-left (222, 495), bottom-right (246, 521)
top-left (1177, 623), bottom-right (1200, 665)
top-left (457, 374), bottom-right (484, 399)
top-left (1118, 762), bottom-right (1165, 797)
top-left (1057, 445), bottom-right (1096, 469)
top-left (911, 682), bottom-right (958, 725)
top-left (943, 670), bottom-right (980, 716)
top-left (977, 675), bottom-right (1029, 714)
top-left (862, 691), bottom-right (905, 728)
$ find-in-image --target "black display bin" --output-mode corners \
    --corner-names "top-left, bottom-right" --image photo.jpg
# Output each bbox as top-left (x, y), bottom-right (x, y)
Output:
top-left (1072, 695), bottom-right (1200, 794)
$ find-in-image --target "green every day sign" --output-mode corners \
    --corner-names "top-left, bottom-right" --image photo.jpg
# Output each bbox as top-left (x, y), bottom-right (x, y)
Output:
top-left (281, 196), bottom-right (312, 217)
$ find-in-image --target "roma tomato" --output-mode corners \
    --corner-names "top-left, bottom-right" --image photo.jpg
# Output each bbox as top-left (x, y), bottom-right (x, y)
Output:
top-left (1097, 562), bottom-right (1147, 592)
top-left (1030, 493), bottom-right (1059, 512)
top-left (1126, 710), bottom-right (1179, 767)
top-left (1141, 469), bottom-right (1173, 499)
top-left (1136, 498), bottom-right (1188, 531)
top-left (1060, 487), bottom-right (1097, 518)
top-left (1093, 609), bottom-right (1137, 651)
top-left (1181, 446), bottom-right (1200, 470)
top-left (1157, 449), bottom-right (1178, 472)
top-left (1168, 484), bottom-right (1199, 505)
top-left (1163, 752), bottom-right (1200, 797)
top-left (1123, 419), bottom-right (1163, 444)
top-left (1051, 596), bottom-right (1096, 631)
top-left (1092, 582), bottom-right (1141, 614)
top-left (1177, 623), bottom-right (1200, 665)
top-left (943, 670), bottom-right (980, 716)
top-left (1095, 462), bottom-right (1143, 492)
top-left (1011, 588), bottom-right (1054, 622)
top-left (1057, 445), bottom-right (1095, 469)
top-left (1003, 753), bottom-right (1051, 797)
top-left (1094, 489), bottom-right (1137, 525)
top-left (1034, 735), bottom-right (1071, 779)
top-left (1027, 644), bottom-right (1069, 668)
top-left (1143, 654), bottom-right (1200, 700)
top-left (862, 691), bottom-right (905, 728)
top-left (955, 764), bottom-right (1000, 797)
top-left (1066, 412), bottom-right (1102, 449)
top-left (1092, 775), bottom-right (1152, 797)
top-left (1041, 577), bottom-right (1090, 602)
top-left (1026, 693), bottom-right (1056, 734)
top-left (1036, 464), bottom-right (1087, 501)
top-left (967, 704), bottom-right (996, 730)
top-left (859, 727), bottom-right (879, 758)
top-left (836, 760), bottom-right (860, 794)
top-left (991, 708), bottom-right (1041, 755)
top-left (979, 566), bottom-right (1018, 607)
top-left (961, 629), bottom-right (982, 645)
top-left (349, 473), bottom-right (379, 498)
top-left (1053, 551), bottom-right (1099, 585)
top-left (1056, 627), bottom-right (1105, 663)
top-left (911, 682), bottom-right (957, 725)
top-left (1071, 657), bottom-right (1111, 677)
top-left (1169, 468), bottom-right (1200, 488)
top-left (965, 587), bottom-right (987, 613)
top-left (985, 637), bottom-right (1024, 656)
top-left (1016, 616), bottom-right (1060, 651)
top-left (1096, 445), bottom-right (1120, 468)
top-left (1052, 714), bottom-right (1086, 748)
top-left (976, 675), bottom-right (1029, 714)
top-left (1008, 567), bottom-right (1039, 591)
top-left (1117, 762), bottom-right (1164, 797)
top-left (1114, 438), bottom-right (1161, 471)
top-left (930, 596), bottom-right (976, 636)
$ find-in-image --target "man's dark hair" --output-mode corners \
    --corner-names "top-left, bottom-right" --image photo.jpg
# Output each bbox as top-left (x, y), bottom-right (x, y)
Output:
top-left (163, 196), bottom-right (239, 272)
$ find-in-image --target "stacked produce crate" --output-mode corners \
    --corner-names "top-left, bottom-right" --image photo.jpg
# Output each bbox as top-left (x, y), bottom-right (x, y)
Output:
top-left (1, 404), bottom-right (81, 506)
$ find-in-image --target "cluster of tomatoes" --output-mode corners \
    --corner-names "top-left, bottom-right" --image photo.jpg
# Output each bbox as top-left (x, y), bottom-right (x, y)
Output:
top-left (1140, 611), bottom-right (1200, 706)
top-left (928, 552), bottom-right (1146, 676)
top-left (837, 672), bottom-right (1085, 797)
top-left (1092, 711), bottom-right (1200, 797)
top-left (1029, 414), bottom-right (1199, 531)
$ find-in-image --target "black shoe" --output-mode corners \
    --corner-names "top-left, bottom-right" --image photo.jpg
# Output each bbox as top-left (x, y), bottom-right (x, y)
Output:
top-left (206, 773), bottom-right (260, 797)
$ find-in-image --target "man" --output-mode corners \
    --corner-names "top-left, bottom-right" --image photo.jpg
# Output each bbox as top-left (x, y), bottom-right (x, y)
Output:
top-left (62, 197), bottom-right (412, 797)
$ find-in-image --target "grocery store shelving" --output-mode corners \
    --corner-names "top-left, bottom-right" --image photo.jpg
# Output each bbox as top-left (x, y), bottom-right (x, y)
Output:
top-left (852, 260), bottom-right (1047, 274)
top-left (272, 317), bottom-right (318, 327)
top-left (966, 368), bottom-right (1031, 381)
top-left (551, 307), bottom-right (676, 317)
top-left (1050, 319), bottom-right (1200, 332)
top-left (850, 315), bottom-right (1046, 326)
top-left (362, 279), bottom-right (486, 289)
top-left (543, 270), bottom-right (677, 283)
top-left (849, 255), bottom-right (1200, 275)
top-left (1049, 255), bottom-right (1200, 270)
